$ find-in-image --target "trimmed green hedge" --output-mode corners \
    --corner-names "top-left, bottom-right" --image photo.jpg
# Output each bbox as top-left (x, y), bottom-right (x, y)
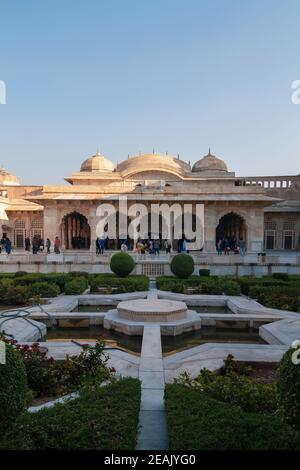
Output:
top-left (28, 282), bottom-right (60, 298)
top-left (277, 345), bottom-right (300, 430)
top-left (0, 343), bottom-right (28, 433)
top-left (90, 274), bottom-right (149, 293)
top-left (0, 378), bottom-right (141, 450)
top-left (165, 384), bottom-right (300, 450)
top-left (156, 276), bottom-right (240, 295)
top-left (248, 285), bottom-right (300, 312)
top-left (65, 276), bottom-right (89, 295)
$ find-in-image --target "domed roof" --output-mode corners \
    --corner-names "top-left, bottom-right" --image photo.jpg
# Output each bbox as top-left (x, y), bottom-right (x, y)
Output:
top-left (116, 153), bottom-right (190, 178)
top-left (0, 166), bottom-right (20, 185)
top-left (80, 151), bottom-right (115, 172)
top-left (192, 149), bottom-right (228, 173)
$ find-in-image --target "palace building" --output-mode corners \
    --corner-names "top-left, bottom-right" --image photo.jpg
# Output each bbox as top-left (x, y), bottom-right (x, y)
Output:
top-left (0, 150), bottom-right (299, 253)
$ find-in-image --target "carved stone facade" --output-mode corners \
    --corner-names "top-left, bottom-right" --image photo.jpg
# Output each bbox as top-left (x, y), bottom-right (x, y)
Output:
top-left (0, 150), bottom-right (299, 252)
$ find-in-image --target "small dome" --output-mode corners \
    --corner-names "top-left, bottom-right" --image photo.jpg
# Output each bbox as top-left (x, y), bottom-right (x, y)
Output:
top-left (80, 151), bottom-right (115, 172)
top-left (192, 149), bottom-right (228, 173)
top-left (0, 166), bottom-right (20, 185)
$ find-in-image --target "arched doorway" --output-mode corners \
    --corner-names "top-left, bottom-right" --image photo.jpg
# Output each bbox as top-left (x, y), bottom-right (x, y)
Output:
top-left (61, 212), bottom-right (90, 249)
top-left (216, 212), bottom-right (247, 250)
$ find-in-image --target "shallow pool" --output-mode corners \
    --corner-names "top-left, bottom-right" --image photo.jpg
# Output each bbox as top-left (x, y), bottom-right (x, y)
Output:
top-left (72, 305), bottom-right (114, 312)
top-left (46, 324), bottom-right (265, 355)
top-left (162, 326), bottom-right (265, 354)
top-left (193, 305), bottom-right (231, 314)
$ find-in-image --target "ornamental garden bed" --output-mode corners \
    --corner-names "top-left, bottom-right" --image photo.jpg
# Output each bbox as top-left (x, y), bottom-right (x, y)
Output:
top-left (0, 335), bottom-right (141, 450)
top-left (165, 353), bottom-right (300, 450)
top-left (0, 270), bottom-right (149, 305)
top-left (238, 274), bottom-right (300, 312)
top-left (1, 378), bottom-right (141, 450)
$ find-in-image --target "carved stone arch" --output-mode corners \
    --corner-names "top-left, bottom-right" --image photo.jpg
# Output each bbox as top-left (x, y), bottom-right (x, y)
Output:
top-left (61, 211), bottom-right (91, 249)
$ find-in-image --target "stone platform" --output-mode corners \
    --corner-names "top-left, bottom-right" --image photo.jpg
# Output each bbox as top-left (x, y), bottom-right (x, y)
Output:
top-left (103, 297), bottom-right (201, 336)
top-left (117, 299), bottom-right (188, 322)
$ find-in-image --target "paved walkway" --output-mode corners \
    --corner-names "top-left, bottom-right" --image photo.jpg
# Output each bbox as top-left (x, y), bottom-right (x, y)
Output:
top-left (136, 279), bottom-right (168, 450)
top-left (136, 324), bottom-right (168, 450)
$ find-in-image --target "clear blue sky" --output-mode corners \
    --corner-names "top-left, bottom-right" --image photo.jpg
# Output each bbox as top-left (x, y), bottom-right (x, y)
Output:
top-left (0, 0), bottom-right (299, 184)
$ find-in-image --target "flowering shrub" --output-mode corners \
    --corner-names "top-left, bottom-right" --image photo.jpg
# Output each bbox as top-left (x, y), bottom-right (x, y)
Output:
top-left (2, 337), bottom-right (114, 398)
top-left (175, 354), bottom-right (277, 414)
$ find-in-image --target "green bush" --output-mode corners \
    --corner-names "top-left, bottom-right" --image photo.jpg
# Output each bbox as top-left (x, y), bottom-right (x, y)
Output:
top-left (238, 277), bottom-right (288, 295)
top-left (4, 285), bottom-right (30, 305)
top-left (110, 252), bottom-right (135, 277)
top-left (176, 356), bottom-right (277, 415)
top-left (28, 282), bottom-right (60, 298)
top-left (1, 378), bottom-right (141, 450)
top-left (0, 342), bottom-right (28, 432)
top-left (165, 384), bottom-right (300, 450)
top-left (199, 269), bottom-right (210, 276)
top-left (277, 344), bottom-right (300, 430)
top-left (221, 280), bottom-right (240, 295)
top-left (18, 340), bottom-right (112, 397)
top-left (170, 254), bottom-right (195, 278)
top-left (198, 370), bottom-right (277, 414)
top-left (156, 275), bottom-right (240, 295)
top-left (13, 273), bottom-right (68, 292)
top-left (273, 273), bottom-right (289, 281)
top-left (65, 276), bottom-right (88, 295)
top-left (248, 285), bottom-right (300, 311)
top-left (0, 278), bottom-right (13, 301)
top-left (90, 274), bottom-right (149, 293)
top-left (68, 271), bottom-right (90, 280)
top-left (13, 273), bottom-right (45, 286)
top-left (14, 271), bottom-right (28, 277)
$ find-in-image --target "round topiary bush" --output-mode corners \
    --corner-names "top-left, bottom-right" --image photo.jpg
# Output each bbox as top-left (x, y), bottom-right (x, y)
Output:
top-left (110, 252), bottom-right (135, 277)
top-left (277, 342), bottom-right (300, 430)
top-left (0, 342), bottom-right (27, 432)
top-left (170, 253), bottom-right (195, 278)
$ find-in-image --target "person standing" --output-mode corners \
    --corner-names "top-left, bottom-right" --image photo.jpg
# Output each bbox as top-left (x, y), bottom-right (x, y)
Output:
top-left (224, 238), bottom-right (230, 255)
top-left (239, 237), bottom-right (246, 256)
top-left (54, 236), bottom-right (61, 254)
top-left (153, 239), bottom-right (160, 256)
top-left (121, 241), bottom-right (128, 252)
top-left (25, 237), bottom-right (31, 251)
top-left (99, 237), bottom-right (105, 255)
top-left (96, 237), bottom-right (100, 255)
top-left (32, 238), bottom-right (39, 254)
top-left (164, 239), bottom-right (171, 255)
top-left (5, 237), bottom-right (11, 255)
top-left (46, 238), bottom-right (51, 254)
top-left (217, 239), bottom-right (222, 256)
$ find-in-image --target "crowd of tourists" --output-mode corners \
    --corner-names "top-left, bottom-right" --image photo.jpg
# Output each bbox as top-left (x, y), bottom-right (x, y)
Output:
top-left (216, 237), bottom-right (246, 256)
top-left (24, 236), bottom-right (61, 254)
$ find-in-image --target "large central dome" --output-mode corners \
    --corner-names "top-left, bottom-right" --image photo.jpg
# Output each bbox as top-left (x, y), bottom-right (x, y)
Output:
top-left (116, 153), bottom-right (191, 178)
